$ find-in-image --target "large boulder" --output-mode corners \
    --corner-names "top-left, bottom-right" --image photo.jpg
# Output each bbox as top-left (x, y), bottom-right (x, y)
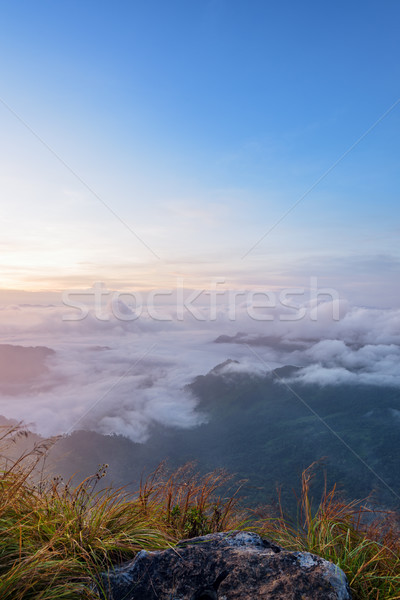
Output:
top-left (102, 531), bottom-right (351, 599)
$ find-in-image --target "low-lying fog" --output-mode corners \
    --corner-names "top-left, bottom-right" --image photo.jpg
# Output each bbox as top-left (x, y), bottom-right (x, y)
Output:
top-left (1, 293), bottom-right (399, 441)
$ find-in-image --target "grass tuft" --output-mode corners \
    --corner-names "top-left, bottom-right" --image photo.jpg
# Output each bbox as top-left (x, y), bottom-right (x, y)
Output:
top-left (0, 427), bottom-right (245, 598)
top-left (256, 462), bottom-right (400, 600)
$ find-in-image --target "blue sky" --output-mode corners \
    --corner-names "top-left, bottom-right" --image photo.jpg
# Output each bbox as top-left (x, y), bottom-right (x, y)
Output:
top-left (0, 1), bottom-right (399, 305)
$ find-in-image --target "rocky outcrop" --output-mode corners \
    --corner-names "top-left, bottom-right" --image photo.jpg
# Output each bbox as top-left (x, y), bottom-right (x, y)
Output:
top-left (102, 531), bottom-right (351, 599)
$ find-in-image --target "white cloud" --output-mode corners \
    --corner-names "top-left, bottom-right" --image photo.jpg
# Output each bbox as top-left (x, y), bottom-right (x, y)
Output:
top-left (0, 297), bottom-right (399, 441)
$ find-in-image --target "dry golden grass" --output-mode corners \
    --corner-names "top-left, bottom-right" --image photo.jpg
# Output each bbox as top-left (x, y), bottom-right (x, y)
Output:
top-left (0, 426), bottom-right (246, 599)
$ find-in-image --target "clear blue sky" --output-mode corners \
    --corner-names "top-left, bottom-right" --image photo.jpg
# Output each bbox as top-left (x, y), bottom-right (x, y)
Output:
top-left (0, 0), bottom-right (399, 305)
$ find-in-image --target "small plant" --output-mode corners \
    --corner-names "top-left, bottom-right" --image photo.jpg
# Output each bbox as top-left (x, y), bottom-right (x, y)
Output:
top-left (137, 462), bottom-right (247, 539)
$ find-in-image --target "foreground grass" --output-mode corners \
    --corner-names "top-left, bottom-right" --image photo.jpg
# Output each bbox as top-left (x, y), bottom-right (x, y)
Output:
top-left (0, 426), bottom-right (245, 599)
top-left (257, 463), bottom-right (400, 600)
top-left (0, 428), bottom-right (400, 599)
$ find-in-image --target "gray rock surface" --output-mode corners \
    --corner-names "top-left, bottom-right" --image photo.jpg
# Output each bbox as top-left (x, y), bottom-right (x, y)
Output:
top-left (102, 531), bottom-right (351, 599)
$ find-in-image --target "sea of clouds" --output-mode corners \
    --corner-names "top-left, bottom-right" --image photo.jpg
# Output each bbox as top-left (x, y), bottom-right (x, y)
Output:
top-left (0, 289), bottom-right (399, 441)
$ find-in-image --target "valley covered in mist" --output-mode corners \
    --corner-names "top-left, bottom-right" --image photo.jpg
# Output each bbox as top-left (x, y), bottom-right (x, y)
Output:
top-left (1, 296), bottom-right (400, 511)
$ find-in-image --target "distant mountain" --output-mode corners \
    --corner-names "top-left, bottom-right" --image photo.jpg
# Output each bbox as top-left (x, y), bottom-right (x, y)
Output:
top-left (45, 360), bottom-right (400, 512)
top-left (214, 332), bottom-right (309, 351)
top-left (209, 358), bottom-right (240, 374)
top-left (0, 344), bottom-right (55, 394)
